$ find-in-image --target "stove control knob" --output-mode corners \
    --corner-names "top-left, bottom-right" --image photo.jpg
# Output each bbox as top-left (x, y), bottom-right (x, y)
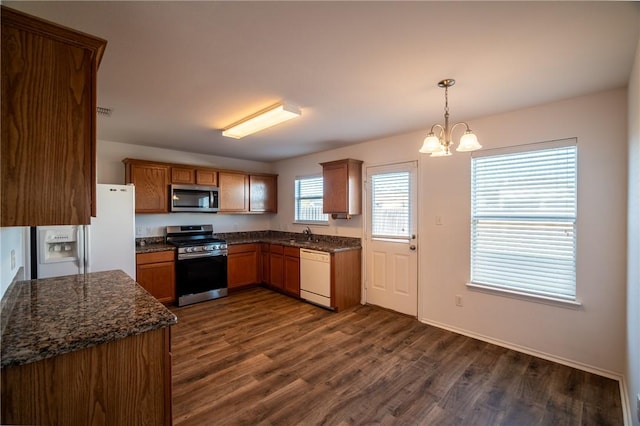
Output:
top-left (186, 247), bottom-right (194, 253)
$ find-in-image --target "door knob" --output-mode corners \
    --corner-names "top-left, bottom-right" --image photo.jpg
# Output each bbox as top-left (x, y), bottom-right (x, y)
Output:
top-left (409, 245), bottom-right (416, 251)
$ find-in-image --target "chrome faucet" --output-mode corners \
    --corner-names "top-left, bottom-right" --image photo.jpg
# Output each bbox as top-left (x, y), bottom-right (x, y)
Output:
top-left (303, 226), bottom-right (312, 240)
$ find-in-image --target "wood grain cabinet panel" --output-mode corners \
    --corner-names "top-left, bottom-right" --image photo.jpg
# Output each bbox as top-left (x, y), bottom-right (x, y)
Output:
top-left (269, 245), bottom-right (284, 290)
top-left (196, 169), bottom-right (218, 186)
top-left (124, 160), bottom-right (170, 213)
top-left (1, 7), bottom-right (106, 226)
top-left (284, 247), bottom-right (300, 296)
top-left (227, 244), bottom-right (259, 289)
top-left (321, 159), bottom-right (363, 218)
top-left (171, 167), bottom-right (195, 184)
top-left (219, 172), bottom-right (249, 212)
top-left (260, 243), bottom-right (270, 284)
top-left (136, 251), bottom-right (176, 304)
top-left (1, 327), bottom-right (172, 426)
top-left (249, 174), bottom-right (278, 213)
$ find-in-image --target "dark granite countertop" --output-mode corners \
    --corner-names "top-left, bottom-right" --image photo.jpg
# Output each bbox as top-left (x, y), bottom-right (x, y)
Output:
top-left (219, 230), bottom-right (361, 253)
top-left (136, 242), bottom-right (175, 254)
top-left (0, 270), bottom-right (177, 368)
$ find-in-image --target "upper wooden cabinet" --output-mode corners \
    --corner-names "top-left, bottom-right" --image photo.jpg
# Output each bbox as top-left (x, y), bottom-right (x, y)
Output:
top-left (321, 159), bottom-right (363, 218)
top-left (123, 159), bottom-right (170, 213)
top-left (1, 7), bottom-right (106, 226)
top-left (249, 174), bottom-right (277, 213)
top-left (196, 169), bottom-right (218, 186)
top-left (170, 167), bottom-right (218, 186)
top-left (219, 172), bottom-right (249, 213)
top-left (171, 167), bottom-right (195, 184)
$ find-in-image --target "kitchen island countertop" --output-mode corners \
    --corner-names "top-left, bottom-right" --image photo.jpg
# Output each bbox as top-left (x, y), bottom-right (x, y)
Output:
top-left (0, 270), bottom-right (177, 368)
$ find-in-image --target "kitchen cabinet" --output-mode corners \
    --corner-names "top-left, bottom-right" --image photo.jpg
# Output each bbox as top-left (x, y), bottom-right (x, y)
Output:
top-left (196, 168), bottom-right (218, 186)
top-left (171, 167), bottom-right (218, 186)
top-left (260, 243), bottom-right (270, 284)
top-left (136, 251), bottom-right (176, 304)
top-left (219, 171), bottom-right (249, 212)
top-left (320, 159), bottom-right (363, 219)
top-left (227, 244), bottom-right (260, 289)
top-left (1, 6), bottom-right (106, 226)
top-left (171, 166), bottom-right (195, 184)
top-left (331, 249), bottom-right (362, 311)
top-left (249, 174), bottom-right (278, 213)
top-left (124, 160), bottom-right (170, 213)
top-left (269, 244), bottom-right (284, 290)
top-left (283, 246), bottom-right (300, 296)
top-left (267, 244), bottom-right (300, 297)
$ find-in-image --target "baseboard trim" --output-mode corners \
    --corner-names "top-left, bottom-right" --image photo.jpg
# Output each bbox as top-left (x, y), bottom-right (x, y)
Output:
top-left (418, 317), bottom-right (624, 381)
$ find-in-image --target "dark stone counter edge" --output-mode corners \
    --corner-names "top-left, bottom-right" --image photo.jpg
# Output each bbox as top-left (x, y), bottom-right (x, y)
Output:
top-left (136, 238), bottom-right (361, 254)
top-left (1, 316), bottom-right (177, 369)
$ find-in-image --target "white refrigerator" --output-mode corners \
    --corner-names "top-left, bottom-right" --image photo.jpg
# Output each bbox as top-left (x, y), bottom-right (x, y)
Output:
top-left (32, 184), bottom-right (136, 279)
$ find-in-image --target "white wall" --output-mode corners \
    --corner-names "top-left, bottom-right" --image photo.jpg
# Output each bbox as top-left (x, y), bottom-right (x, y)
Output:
top-left (626, 36), bottom-right (640, 426)
top-left (97, 140), bottom-right (275, 235)
top-left (0, 227), bottom-right (28, 298)
top-left (274, 88), bottom-right (628, 376)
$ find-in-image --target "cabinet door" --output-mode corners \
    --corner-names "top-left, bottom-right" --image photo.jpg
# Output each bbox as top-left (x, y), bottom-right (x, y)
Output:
top-left (136, 261), bottom-right (176, 304)
top-left (128, 164), bottom-right (169, 213)
top-left (269, 250), bottom-right (284, 290)
top-left (322, 162), bottom-right (349, 214)
top-left (249, 175), bottom-right (277, 213)
top-left (219, 172), bottom-right (249, 212)
top-left (321, 159), bottom-right (363, 216)
top-left (1, 8), bottom-right (106, 226)
top-left (260, 244), bottom-right (270, 284)
top-left (171, 167), bottom-right (195, 184)
top-left (227, 245), bottom-right (259, 288)
top-left (284, 255), bottom-right (300, 296)
top-left (196, 169), bottom-right (218, 186)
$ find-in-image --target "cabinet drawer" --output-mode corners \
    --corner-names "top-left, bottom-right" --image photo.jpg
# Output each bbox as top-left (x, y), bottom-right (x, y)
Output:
top-left (270, 244), bottom-right (284, 254)
top-left (284, 246), bottom-right (300, 258)
top-left (228, 243), bottom-right (259, 255)
top-left (137, 250), bottom-right (175, 265)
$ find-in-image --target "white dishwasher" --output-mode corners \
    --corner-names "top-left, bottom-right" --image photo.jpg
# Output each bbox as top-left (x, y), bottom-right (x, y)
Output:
top-left (300, 248), bottom-right (332, 309)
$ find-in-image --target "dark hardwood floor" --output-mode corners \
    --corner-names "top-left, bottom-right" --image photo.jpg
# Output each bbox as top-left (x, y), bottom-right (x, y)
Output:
top-left (170, 287), bottom-right (623, 425)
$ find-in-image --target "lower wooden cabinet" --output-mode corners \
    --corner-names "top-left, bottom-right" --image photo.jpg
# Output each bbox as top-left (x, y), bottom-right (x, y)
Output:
top-left (1, 327), bottom-right (172, 425)
top-left (227, 244), bottom-right (260, 289)
top-left (269, 244), bottom-right (284, 290)
top-left (136, 251), bottom-right (176, 304)
top-left (260, 243), bottom-right (270, 284)
top-left (283, 246), bottom-right (300, 296)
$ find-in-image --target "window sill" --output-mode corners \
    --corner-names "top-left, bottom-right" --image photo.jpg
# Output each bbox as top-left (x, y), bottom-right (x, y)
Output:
top-left (466, 282), bottom-right (583, 309)
top-left (293, 221), bottom-right (329, 226)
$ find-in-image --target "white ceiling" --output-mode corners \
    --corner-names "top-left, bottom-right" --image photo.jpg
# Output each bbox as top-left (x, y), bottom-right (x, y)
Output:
top-left (6, 1), bottom-right (640, 162)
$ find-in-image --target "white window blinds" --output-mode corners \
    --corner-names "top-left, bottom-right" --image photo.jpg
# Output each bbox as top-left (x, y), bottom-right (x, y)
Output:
top-left (470, 141), bottom-right (577, 301)
top-left (371, 171), bottom-right (410, 239)
top-left (295, 176), bottom-right (328, 223)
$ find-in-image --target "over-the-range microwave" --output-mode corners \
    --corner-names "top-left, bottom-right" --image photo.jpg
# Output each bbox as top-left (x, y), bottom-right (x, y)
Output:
top-left (170, 184), bottom-right (219, 213)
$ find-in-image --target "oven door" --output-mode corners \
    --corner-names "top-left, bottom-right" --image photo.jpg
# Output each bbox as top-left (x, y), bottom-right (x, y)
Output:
top-left (175, 254), bottom-right (227, 305)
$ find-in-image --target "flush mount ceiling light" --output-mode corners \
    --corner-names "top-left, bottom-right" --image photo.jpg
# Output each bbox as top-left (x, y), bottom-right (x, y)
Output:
top-left (222, 102), bottom-right (301, 139)
top-left (419, 79), bottom-right (481, 157)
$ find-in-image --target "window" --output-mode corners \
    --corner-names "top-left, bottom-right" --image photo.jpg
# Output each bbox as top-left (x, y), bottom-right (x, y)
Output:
top-left (294, 176), bottom-right (328, 223)
top-left (371, 171), bottom-right (411, 239)
top-left (469, 139), bottom-right (577, 301)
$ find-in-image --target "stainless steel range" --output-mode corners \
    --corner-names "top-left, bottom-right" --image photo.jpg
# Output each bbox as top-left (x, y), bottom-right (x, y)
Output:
top-left (166, 225), bottom-right (228, 306)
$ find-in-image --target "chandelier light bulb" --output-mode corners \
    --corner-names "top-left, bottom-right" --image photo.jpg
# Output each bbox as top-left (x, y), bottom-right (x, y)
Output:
top-left (419, 133), bottom-right (441, 153)
top-left (456, 130), bottom-right (482, 152)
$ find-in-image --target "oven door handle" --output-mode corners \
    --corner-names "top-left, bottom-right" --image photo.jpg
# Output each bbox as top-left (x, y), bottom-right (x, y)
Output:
top-left (177, 251), bottom-right (227, 260)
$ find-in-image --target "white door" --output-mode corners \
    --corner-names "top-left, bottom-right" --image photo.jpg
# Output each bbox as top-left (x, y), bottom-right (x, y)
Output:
top-left (365, 162), bottom-right (418, 316)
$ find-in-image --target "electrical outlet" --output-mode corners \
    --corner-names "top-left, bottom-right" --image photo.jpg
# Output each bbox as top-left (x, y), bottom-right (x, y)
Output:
top-left (136, 226), bottom-right (144, 236)
top-left (455, 295), bottom-right (463, 307)
top-left (10, 249), bottom-right (16, 270)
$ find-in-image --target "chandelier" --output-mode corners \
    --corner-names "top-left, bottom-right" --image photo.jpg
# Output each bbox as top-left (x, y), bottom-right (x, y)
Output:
top-left (419, 79), bottom-right (481, 157)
